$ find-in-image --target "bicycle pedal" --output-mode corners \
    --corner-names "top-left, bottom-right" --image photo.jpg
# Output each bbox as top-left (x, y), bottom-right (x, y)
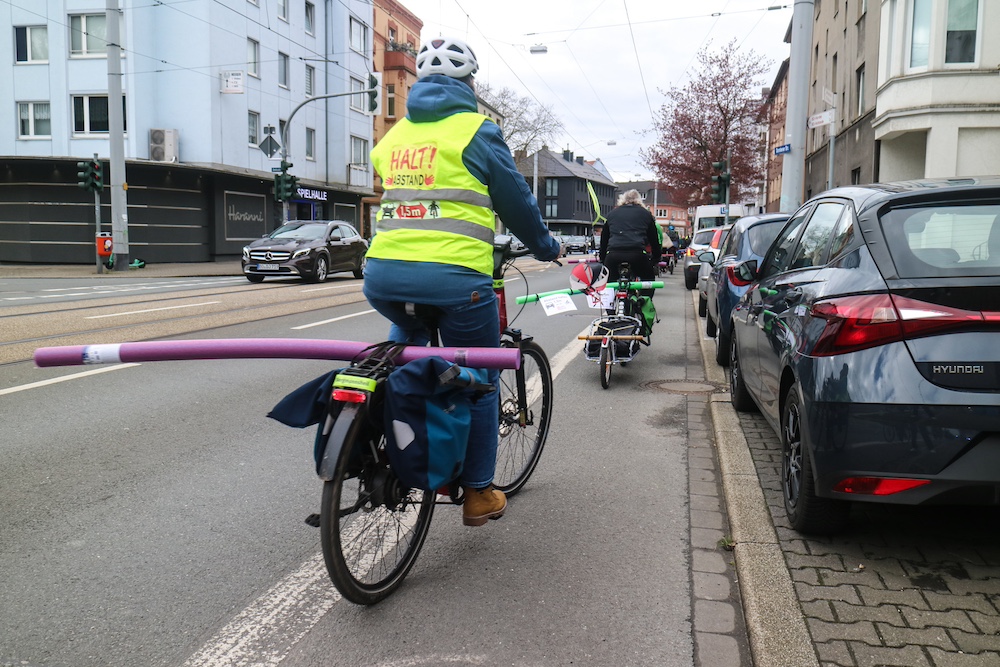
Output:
top-left (304, 513), bottom-right (321, 527)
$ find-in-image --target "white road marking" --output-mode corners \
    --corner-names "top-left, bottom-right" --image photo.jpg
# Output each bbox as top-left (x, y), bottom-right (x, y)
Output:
top-left (291, 309), bottom-right (376, 330)
top-left (85, 301), bottom-right (221, 319)
top-left (299, 283), bottom-right (362, 293)
top-left (0, 364), bottom-right (139, 396)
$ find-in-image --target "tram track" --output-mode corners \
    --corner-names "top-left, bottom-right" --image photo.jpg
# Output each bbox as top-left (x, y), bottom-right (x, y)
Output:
top-left (1, 281), bottom-right (369, 366)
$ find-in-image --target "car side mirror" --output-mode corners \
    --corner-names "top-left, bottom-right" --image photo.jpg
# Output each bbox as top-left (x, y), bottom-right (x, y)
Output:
top-left (735, 259), bottom-right (758, 282)
top-left (697, 251), bottom-right (716, 264)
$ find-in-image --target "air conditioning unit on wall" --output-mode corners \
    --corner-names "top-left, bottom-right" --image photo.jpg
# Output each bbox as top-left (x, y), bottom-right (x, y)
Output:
top-left (149, 128), bottom-right (179, 162)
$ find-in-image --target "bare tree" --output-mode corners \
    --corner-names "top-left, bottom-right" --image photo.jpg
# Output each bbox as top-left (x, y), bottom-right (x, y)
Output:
top-left (476, 83), bottom-right (563, 155)
top-left (642, 40), bottom-right (770, 207)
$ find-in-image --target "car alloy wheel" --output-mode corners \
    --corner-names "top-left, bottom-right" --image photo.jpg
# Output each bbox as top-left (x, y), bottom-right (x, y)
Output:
top-left (729, 334), bottom-right (756, 412)
top-left (312, 256), bottom-right (329, 283)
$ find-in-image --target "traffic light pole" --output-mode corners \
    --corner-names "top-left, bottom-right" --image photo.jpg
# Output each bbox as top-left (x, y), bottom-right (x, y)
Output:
top-left (92, 152), bottom-right (103, 274)
top-left (275, 83), bottom-right (380, 220)
top-left (724, 148), bottom-right (731, 226)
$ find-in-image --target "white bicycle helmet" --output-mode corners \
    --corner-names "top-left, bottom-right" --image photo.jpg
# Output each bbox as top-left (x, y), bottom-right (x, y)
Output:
top-left (570, 262), bottom-right (609, 294)
top-left (416, 37), bottom-right (479, 80)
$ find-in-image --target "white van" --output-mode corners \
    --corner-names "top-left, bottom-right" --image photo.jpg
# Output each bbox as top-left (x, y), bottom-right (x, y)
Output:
top-left (693, 204), bottom-right (755, 232)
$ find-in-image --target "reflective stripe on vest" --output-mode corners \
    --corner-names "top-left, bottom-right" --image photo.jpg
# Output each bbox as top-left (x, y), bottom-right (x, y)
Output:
top-left (369, 113), bottom-right (495, 275)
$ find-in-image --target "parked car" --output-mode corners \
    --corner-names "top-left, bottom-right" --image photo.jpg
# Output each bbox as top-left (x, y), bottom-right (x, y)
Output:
top-left (565, 235), bottom-right (588, 254)
top-left (703, 213), bottom-right (790, 365)
top-left (728, 179), bottom-right (1000, 534)
top-left (696, 225), bottom-right (733, 316)
top-left (242, 220), bottom-right (367, 283)
top-left (682, 228), bottom-right (720, 290)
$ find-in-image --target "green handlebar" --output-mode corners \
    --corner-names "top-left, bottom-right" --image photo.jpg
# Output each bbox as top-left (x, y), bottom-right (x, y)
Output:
top-left (516, 281), bottom-right (665, 304)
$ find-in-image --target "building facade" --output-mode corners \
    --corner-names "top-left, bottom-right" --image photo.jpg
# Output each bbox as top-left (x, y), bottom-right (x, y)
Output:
top-left (618, 180), bottom-right (689, 239)
top-left (874, 0), bottom-right (1000, 181)
top-left (804, 0), bottom-right (881, 200)
top-left (1, 0), bottom-right (376, 264)
top-left (362, 0), bottom-right (421, 238)
top-left (515, 147), bottom-right (617, 238)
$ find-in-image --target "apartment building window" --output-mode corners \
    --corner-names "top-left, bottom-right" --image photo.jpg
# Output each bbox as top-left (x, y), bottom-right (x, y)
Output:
top-left (306, 128), bottom-right (315, 159)
top-left (305, 65), bottom-right (315, 97)
top-left (350, 17), bottom-right (368, 54)
top-left (248, 111), bottom-right (260, 145)
top-left (545, 200), bottom-right (557, 218)
top-left (546, 179), bottom-right (558, 197)
top-left (278, 52), bottom-right (289, 88)
top-left (279, 119), bottom-right (287, 144)
top-left (351, 136), bottom-right (369, 165)
top-left (305, 2), bottom-right (315, 34)
top-left (247, 39), bottom-right (260, 77)
top-left (18, 102), bottom-right (51, 137)
top-left (70, 14), bottom-right (107, 56)
top-left (72, 95), bottom-right (125, 134)
top-left (855, 65), bottom-right (866, 116)
top-left (909, 0), bottom-right (931, 68)
top-left (350, 77), bottom-right (365, 111)
top-left (278, 0), bottom-right (288, 20)
top-left (851, 167), bottom-right (862, 184)
top-left (945, 0), bottom-right (978, 64)
top-left (15, 26), bottom-right (48, 63)
top-left (386, 84), bottom-right (396, 117)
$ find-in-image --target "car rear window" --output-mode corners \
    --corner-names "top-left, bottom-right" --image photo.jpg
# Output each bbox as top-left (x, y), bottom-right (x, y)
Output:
top-left (881, 204), bottom-right (1000, 278)
top-left (693, 230), bottom-right (716, 245)
top-left (747, 220), bottom-right (786, 255)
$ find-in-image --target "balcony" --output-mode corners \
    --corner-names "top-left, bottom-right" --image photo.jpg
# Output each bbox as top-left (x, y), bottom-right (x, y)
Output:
top-left (384, 47), bottom-right (416, 76)
top-left (349, 163), bottom-right (371, 188)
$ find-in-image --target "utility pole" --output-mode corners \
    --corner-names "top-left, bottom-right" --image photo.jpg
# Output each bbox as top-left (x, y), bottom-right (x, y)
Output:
top-left (780, 0), bottom-right (814, 213)
top-left (107, 0), bottom-right (129, 270)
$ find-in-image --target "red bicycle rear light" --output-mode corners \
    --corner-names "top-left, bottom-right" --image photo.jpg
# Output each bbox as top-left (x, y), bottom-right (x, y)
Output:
top-left (332, 388), bottom-right (367, 403)
top-left (833, 477), bottom-right (930, 495)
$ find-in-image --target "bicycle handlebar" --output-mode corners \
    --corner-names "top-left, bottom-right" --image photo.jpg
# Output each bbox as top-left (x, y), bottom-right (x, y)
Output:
top-left (515, 281), bottom-right (665, 304)
top-left (34, 339), bottom-right (521, 370)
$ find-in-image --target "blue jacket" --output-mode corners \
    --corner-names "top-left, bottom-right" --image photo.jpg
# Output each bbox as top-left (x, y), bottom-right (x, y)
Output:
top-left (401, 75), bottom-right (560, 261)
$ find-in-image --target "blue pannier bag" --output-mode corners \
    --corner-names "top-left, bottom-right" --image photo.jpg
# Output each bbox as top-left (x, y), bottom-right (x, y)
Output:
top-left (384, 356), bottom-right (488, 492)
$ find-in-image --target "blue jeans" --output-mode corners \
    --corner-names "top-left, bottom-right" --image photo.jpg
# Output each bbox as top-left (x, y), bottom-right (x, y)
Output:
top-left (364, 259), bottom-right (500, 489)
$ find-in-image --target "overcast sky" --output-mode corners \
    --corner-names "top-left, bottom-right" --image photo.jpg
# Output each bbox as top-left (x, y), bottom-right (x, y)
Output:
top-left (396, 0), bottom-right (794, 182)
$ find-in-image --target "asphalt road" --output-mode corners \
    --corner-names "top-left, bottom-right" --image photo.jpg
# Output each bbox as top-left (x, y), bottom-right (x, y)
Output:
top-left (1, 263), bottom-right (707, 667)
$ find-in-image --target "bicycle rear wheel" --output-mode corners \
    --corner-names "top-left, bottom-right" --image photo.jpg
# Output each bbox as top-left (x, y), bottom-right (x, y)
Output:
top-left (320, 422), bottom-right (435, 605)
top-left (494, 339), bottom-right (552, 496)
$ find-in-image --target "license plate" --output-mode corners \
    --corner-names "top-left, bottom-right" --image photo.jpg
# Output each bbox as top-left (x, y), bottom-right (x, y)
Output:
top-left (256, 263), bottom-right (279, 271)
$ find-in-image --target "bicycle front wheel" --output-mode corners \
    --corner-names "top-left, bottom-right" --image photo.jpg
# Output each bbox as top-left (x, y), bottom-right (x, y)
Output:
top-left (599, 344), bottom-right (612, 389)
top-left (320, 422), bottom-right (435, 605)
top-left (495, 339), bottom-right (552, 496)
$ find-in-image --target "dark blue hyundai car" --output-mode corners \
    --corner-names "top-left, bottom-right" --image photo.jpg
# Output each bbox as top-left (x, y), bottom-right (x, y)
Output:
top-left (728, 179), bottom-right (1000, 534)
top-left (704, 213), bottom-right (790, 366)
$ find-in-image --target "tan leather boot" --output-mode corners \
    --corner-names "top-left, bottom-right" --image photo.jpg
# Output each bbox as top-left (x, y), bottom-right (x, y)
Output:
top-left (462, 485), bottom-right (507, 526)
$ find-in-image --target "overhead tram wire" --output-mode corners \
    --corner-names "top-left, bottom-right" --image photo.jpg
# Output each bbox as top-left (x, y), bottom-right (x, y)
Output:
top-left (622, 0), bottom-right (655, 124)
top-left (524, 5), bottom-right (790, 37)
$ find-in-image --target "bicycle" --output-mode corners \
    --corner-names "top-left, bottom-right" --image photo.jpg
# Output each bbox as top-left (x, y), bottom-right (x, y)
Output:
top-left (314, 237), bottom-right (553, 603)
top-left (525, 258), bottom-right (662, 389)
top-left (34, 237), bottom-right (554, 606)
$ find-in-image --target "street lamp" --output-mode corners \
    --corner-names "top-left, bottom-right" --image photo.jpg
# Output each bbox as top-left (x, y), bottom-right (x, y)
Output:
top-left (529, 44), bottom-right (548, 54)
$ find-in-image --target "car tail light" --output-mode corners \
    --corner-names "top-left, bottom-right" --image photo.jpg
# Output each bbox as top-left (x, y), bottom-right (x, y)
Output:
top-left (332, 388), bottom-right (367, 403)
top-left (726, 265), bottom-right (752, 287)
top-left (810, 294), bottom-right (995, 356)
top-left (833, 477), bottom-right (930, 495)
top-left (686, 247), bottom-right (695, 257)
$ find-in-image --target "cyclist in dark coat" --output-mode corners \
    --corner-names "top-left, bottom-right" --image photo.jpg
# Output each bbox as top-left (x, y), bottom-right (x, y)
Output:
top-left (599, 188), bottom-right (661, 284)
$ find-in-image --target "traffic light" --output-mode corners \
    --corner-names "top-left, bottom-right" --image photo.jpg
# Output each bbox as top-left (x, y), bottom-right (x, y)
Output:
top-left (76, 159), bottom-right (103, 193)
top-left (90, 160), bottom-right (103, 191)
top-left (368, 72), bottom-right (382, 114)
top-left (273, 167), bottom-right (299, 202)
top-left (77, 161), bottom-right (92, 190)
top-left (710, 159), bottom-right (730, 204)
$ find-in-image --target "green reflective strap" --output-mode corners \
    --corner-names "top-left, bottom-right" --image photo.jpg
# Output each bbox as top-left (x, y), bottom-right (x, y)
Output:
top-left (333, 375), bottom-right (377, 392)
top-left (493, 279), bottom-right (504, 289)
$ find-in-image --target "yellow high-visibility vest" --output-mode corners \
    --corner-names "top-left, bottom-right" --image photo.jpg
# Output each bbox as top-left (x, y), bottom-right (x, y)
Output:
top-left (369, 112), bottom-right (496, 276)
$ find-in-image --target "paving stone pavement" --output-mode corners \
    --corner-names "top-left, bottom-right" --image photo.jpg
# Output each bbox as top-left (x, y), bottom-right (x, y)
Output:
top-left (690, 292), bottom-right (1000, 667)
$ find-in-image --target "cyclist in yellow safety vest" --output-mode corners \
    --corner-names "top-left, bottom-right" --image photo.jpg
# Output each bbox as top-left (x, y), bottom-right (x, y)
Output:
top-left (365, 36), bottom-right (561, 527)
